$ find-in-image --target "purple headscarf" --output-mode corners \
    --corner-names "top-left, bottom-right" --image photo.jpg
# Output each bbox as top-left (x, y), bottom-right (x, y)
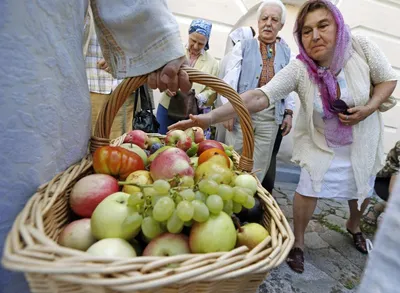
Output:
top-left (294, 0), bottom-right (353, 148)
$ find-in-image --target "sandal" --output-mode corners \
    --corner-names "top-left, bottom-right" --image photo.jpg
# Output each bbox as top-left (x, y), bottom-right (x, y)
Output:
top-left (362, 206), bottom-right (380, 226)
top-left (287, 247), bottom-right (304, 273)
top-left (347, 229), bottom-right (368, 254)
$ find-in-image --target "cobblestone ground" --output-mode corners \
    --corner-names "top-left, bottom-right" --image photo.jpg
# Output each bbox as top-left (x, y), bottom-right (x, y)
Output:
top-left (257, 182), bottom-right (380, 293)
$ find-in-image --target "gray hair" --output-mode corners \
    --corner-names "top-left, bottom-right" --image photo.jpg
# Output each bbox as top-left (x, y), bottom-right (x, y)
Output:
top-left (257, 0), bottom-right (286, 25)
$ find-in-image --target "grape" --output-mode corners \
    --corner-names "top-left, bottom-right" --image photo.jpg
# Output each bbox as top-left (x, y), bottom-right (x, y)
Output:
top-left (209, 174), bottom-right (223, 184)
top-left (143, 187), bottom-right (157, 197)
top-left (198, 179), bottom-right (219, 195)
top-left (180, 189), bottom-right (195, 201)
top-left (167, 210), bottom-right (184, 233)
top-left (206, 194), bottom-right (223, 214)
top-left (128, 192), bottom-right (144, 206)
top-left (122, 212), bottom-right (143, 231)
top-left (218, 184), bottom-right (234, 200)
top-left (184, 220), bottom-right (193, 227)
top-left (242, 195), bottom-right (256, 209)
top-left (192, 200), bottom-right (210, 222)
top-left (223, 199), bottom-right (233, 216)
top-left (175, 195), bottom-right (183, 205)
top-left (141, 216), bottom-right (164, 240)
top-left (195, 191), bottom-right (207, 202)
top-left (153, 179), bottom-right (171, 195)
top-left (153, 197), bottom-right (175, 222)
top-left (151, 194), bottom-right (163, 206)
top-left (180, 176), bottom-right (195, 187)
top-left (233, 202), bottom-right (242, 214)
top-left (242, 187), bottom-right (254, 197)
top-left (144, 208), bottom-right (154, 217)
top-left (176, 201), bottom-right (194, 222)
top-left (233, 187), bottom-right (248, 204)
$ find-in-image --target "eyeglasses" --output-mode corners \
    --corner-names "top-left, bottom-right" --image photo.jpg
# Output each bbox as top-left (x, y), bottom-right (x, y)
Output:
top-left (331, 99), bottom-right (349, 114)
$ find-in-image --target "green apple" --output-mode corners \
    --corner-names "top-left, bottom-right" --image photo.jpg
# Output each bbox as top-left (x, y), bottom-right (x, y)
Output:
top-left (91, 192), bottom-right (142, 240)
top-left (189, 212), bottom-right (236, 253)
top-left (120, 143), bottom-right (148, 166)
top-left (142, 233), bottom-right (190, 256)
top-left (87, 238), bottom-right (137, 257)
top-left (237, 223), bottom-right (269, 250)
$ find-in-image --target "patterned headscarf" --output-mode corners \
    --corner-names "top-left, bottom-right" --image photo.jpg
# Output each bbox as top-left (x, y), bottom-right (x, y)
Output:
top-left (189, 19), bottom-right (212, 51)
top-left (294, 0), bottom-right (353, 148)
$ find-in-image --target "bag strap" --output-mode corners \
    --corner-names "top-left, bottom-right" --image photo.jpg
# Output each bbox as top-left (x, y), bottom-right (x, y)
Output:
top-left (140, 85), bottom-right (153, 110)
top-left (133, 88), bottom-right (140, 114)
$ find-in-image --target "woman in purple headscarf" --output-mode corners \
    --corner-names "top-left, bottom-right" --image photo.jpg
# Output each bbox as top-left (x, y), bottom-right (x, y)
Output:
top-left (157, 19), bottom-right (219, 135)
top-left (169, 0), bottom-right (399, 273)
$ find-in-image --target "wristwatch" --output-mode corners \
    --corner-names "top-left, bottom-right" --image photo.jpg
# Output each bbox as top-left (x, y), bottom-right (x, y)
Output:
top-left (284, 109), bottom-right (293, 117)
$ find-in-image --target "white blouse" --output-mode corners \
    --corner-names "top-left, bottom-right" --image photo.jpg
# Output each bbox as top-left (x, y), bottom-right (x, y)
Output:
top-left (259, 35), bottom-right (399, 204)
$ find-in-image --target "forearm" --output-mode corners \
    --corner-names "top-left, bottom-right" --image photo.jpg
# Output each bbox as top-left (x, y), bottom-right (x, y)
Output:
top-left (205, 89), bottom-right (269, 124)
top-left (367, 81), bottom-right (397, 111)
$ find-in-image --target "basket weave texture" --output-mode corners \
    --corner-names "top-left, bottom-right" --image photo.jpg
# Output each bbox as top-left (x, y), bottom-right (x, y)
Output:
top-left (2, 67), bottom-right (294, 293)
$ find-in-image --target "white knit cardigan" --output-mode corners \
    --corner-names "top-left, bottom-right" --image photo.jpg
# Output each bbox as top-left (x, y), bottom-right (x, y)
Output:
top-left (260, 35), bottom-right (399, 205)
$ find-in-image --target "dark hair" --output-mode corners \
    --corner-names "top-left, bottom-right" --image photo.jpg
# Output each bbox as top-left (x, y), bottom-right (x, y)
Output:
top-left (295, 0), bottom-right (331, 46)
top-left (250, 26), bottom-right (256, 37)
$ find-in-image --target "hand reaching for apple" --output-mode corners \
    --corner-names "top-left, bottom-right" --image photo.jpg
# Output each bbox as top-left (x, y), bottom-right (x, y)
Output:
top-left (168, 114), bottom-right (211, 132)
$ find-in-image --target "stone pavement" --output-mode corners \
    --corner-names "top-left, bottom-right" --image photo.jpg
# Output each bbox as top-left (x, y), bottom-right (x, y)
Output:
top-left (257, 181), bottom-right (379, 293)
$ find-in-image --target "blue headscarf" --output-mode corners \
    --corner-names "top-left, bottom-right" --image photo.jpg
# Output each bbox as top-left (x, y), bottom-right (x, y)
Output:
top-left (188, 19), bottom-right (212, 51)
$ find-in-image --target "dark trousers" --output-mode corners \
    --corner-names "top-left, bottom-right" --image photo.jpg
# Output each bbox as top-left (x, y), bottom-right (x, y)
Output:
top-left (262, 126), bottom-right (283, 194)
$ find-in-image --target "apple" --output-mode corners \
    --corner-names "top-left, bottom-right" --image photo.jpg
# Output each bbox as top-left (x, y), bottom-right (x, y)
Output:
top-left (237, 223), bottom-right (269, 250)
top-left (58, 219), bottom-right (96, 251)
top-left (124, 130), bottom-right (149, 149)
top-left (122, 170), bottom-right (153, 194)
top-left (150, 147), bottom-right (194, 181)
top-left (87, 238), bottom-right (137, 257)
top-left (148, 137), bottom-right (162, 148)
top-left (70, 174), bottom-right (119, 218)
top-left (165, 130), bottom-right (192, 151)
top-left (120, 143), bottom-right (148, 166)
top-left (142, 233), bottom-right (190, 256)
top-left (197, 140), bottom-right (224, 156)
top-left (91, 192), bottom-right (142, 240)
top-left (185, 127), bottom-right (205, 143)
top-left (189, 212), bottom-right (237, 253)
top-left (194, 160), bottom-right (233, 184)
top-left (234, 174), bottom-right (258, 195)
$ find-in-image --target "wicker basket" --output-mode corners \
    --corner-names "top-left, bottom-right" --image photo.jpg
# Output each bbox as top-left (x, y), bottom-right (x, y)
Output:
top-left (2, 67), bottom-right (294, 293)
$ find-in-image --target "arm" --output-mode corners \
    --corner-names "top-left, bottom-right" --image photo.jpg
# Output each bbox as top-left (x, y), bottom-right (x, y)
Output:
top-left (91, 0), bottom-right (191, 93)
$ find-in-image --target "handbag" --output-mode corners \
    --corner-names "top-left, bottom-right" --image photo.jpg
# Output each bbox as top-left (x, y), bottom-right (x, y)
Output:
top-left (352, 37), bottom-right (397, 112)
top-left (167, 89), bottom-right (199, 121)
top-left (132, 85), bottom-right (160, 133)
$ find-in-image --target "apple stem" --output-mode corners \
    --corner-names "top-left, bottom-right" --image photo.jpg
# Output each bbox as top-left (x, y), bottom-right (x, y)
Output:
top-left (232, 215), bottom-right (243, 231)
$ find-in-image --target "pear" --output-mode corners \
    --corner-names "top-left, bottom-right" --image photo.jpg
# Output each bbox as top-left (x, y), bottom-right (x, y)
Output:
top-left (122, 170), bottom-right (153, 194)
top-left (194, 160), bottom-right (233, 184)
top-left (236, 223), bottom-right (269, 250)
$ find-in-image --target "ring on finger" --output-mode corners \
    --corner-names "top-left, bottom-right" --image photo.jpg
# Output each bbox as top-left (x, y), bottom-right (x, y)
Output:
top-left (346, 115), bottom-right (349, 120)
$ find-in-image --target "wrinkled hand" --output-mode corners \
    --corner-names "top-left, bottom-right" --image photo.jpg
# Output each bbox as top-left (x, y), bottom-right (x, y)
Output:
top-left (281, 115), bottom-right (292, 136)
top-left (338, 105), bottom-right (374, 126)
top-left (223, 118), bottom-right (235, 132)
top-left (148, 56), bottom-right (192, 93)
top-left (97, 59), bottom-right (111, 73)
top-left (168, 114), bottom-right (210, 131)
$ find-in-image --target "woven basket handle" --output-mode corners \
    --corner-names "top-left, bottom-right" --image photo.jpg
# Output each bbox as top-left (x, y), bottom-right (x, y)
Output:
top-left (91, 66), bottom-right (254, 172)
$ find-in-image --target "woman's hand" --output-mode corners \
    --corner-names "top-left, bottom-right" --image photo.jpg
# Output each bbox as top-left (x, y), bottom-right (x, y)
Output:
top-left (97, 59), bottom-right (111, 73)
top-left (168, 114), bottom-right (211, 131)
top-left (148, 56), bottom-right (192, 93)
top-left (338, 105), bottom-right (375, 126)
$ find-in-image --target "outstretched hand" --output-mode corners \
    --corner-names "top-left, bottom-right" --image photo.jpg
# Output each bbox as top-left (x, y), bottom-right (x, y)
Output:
top-left (148, 56), bottom-right (192, 93)
top-left (168, 114), bottom-right (211, 132)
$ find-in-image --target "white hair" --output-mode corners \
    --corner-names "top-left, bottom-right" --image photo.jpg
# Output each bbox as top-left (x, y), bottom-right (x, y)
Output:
top-left (256, 0), bottom-right (287, 25)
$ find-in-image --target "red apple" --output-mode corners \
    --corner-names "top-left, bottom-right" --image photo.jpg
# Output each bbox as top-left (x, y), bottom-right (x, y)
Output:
top-left (197, 140), bottom-right (224, 156)
top-left (70, 174), bottom-right (119, 218)
top-left (150, 147), bottom-right (194, 181)
top-left (185, 127), bottom-right (205, 144)
top-left (124, 130), bottom-right (149, 149)
top-left (143, 233), bottom-right (190, 256)
top-left (58, 219), bottom-right (96, 251)
top-left (165, 130), bottom-right (192, 151)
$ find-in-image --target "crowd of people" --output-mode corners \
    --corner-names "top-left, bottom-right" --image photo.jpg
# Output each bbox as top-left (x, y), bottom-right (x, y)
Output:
top-left (0, 0), bottom-right (399, 292)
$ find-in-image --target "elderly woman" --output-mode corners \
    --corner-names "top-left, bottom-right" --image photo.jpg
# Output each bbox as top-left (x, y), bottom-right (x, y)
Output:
top-left (156, 19), bottom-right (219, 134)
top-left (169, 0), bottom-right (398, 273)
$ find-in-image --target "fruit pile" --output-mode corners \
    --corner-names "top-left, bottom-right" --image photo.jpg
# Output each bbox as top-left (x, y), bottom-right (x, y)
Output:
top-left (59, 128), bottom-right (269, 258)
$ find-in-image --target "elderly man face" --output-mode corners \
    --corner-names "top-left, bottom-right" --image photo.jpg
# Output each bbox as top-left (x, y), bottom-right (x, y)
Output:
top-left (258, 4), bottom-right (284, 43)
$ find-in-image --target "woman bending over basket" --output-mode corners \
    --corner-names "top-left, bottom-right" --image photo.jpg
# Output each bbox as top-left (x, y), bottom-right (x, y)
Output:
top-left (0, 1), bottom-right (191, 292)
top-left (169, 0), bottom-right (398, 274)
